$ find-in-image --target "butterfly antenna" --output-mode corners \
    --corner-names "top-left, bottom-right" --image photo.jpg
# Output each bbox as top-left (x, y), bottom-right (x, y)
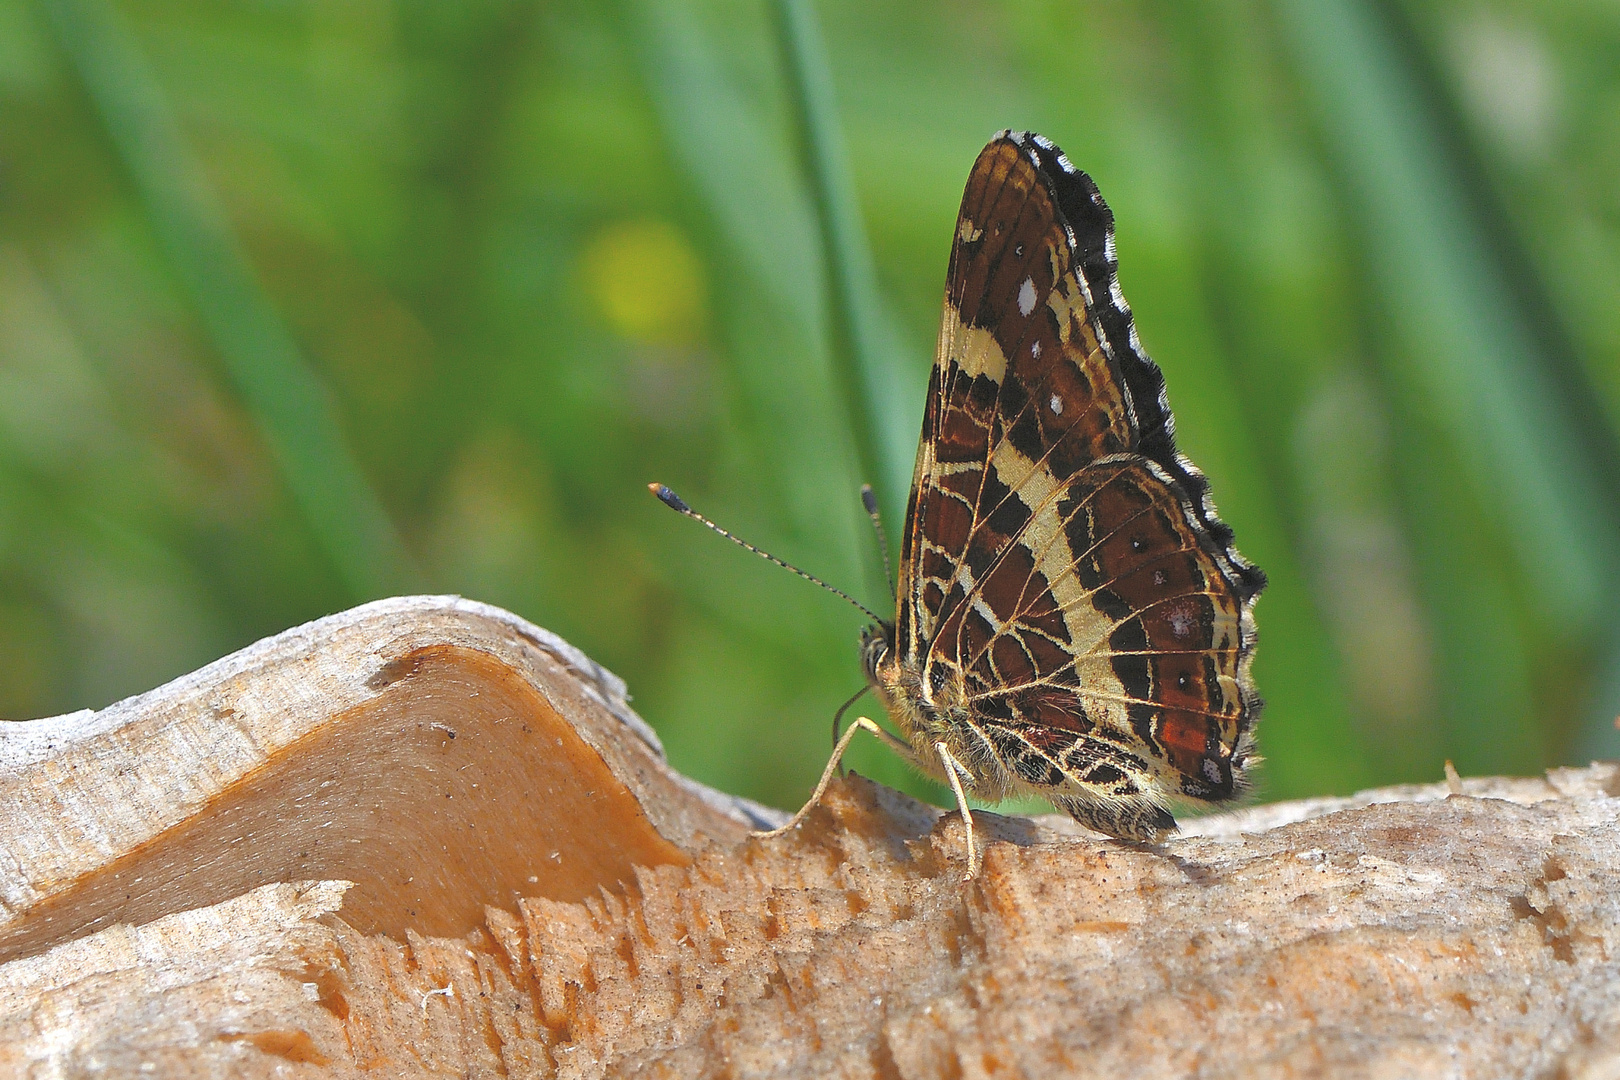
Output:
top-left (649, 484), bottom-right (883, 623)
top-left (860, 485), bottom-right (895, 600)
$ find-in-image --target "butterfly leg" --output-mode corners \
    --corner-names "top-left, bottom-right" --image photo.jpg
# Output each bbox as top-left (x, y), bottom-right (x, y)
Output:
top-left (753, 716), bottom-right (915, 840)
top-left (934, 741), bottom-right (980, 879)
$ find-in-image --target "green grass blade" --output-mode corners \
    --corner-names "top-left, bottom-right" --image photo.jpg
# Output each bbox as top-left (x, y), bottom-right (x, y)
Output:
top-left (41, 0), bottom-right (417, 601)
top-left (769, 0), bottom-right (914, 523)
top-left (1272, 0), bottom-right (1620, 634)
top-left (627, 0), bottom-right (870, 575)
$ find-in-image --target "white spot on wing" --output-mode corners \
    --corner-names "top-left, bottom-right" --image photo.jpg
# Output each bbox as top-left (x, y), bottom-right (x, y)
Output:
top-left (1031, 341), bottom-right (1041, 359)
top-left (1018, 277), bottom-right (1037, 317)
top-left (1109, 278), bottom-right (1128, 312)
top-left (1049, 394), bottom-right (1063, 416)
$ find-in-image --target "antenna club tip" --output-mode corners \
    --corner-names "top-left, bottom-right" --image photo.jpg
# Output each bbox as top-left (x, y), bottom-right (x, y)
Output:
top-left (648, 483), bottom-right (690, 513)
top-left (860, 485), bottom-right (879, 514)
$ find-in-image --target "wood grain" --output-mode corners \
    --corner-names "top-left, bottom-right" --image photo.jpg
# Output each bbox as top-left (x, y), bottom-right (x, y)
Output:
top-left (2, 598), bottom-right (1617, 1077)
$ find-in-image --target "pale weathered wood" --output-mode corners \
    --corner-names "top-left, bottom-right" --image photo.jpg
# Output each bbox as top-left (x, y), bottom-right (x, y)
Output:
top-left (0, 597), bottom-right (768, 964)
top-left (3, 599), bottom-right (1618, 1078)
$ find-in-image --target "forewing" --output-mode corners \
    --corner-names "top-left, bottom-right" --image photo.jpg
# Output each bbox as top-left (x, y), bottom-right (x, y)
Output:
top-left (899, 131), bottom-right (1265, 812)
top-left (898, 133), bottom-right (1133, 655)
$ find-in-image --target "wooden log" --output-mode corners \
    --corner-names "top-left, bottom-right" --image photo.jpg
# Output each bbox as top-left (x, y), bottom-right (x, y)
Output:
top-left (2, 597), bottom-right (1617, 1077)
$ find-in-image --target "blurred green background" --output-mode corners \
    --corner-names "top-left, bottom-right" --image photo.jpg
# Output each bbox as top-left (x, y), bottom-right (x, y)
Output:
top-left (2, 0), bottom-right (1618, 816)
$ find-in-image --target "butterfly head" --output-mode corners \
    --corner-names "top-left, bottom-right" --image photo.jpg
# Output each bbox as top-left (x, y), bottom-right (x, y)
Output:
top-left (861, 619), bottom-right (925, 734)
top-left (860, 619), bottom-right (966, 746)
top-left (858, 620), bottom-right (895, 690)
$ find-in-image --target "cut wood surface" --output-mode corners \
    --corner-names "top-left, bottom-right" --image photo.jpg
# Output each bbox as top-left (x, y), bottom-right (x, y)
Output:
top-left (2, 597), bottom-right (1618, 1078)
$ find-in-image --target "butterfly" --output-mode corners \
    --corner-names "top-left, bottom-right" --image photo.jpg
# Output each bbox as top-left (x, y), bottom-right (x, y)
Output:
top-left (655, 130), bottom-right (1264, 875)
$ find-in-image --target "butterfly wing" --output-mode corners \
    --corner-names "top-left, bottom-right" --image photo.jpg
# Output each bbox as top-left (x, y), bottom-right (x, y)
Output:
top-left (896, 132), bottom-right (1265, 840)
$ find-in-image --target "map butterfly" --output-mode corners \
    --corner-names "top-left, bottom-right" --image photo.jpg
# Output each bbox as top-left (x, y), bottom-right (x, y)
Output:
top-left (655, 131), bottom-right (1264, 873)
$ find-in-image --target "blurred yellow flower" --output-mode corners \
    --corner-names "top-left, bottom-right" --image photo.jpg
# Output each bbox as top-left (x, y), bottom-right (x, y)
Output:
top-left (581, 219), bottom-right (708, 346)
